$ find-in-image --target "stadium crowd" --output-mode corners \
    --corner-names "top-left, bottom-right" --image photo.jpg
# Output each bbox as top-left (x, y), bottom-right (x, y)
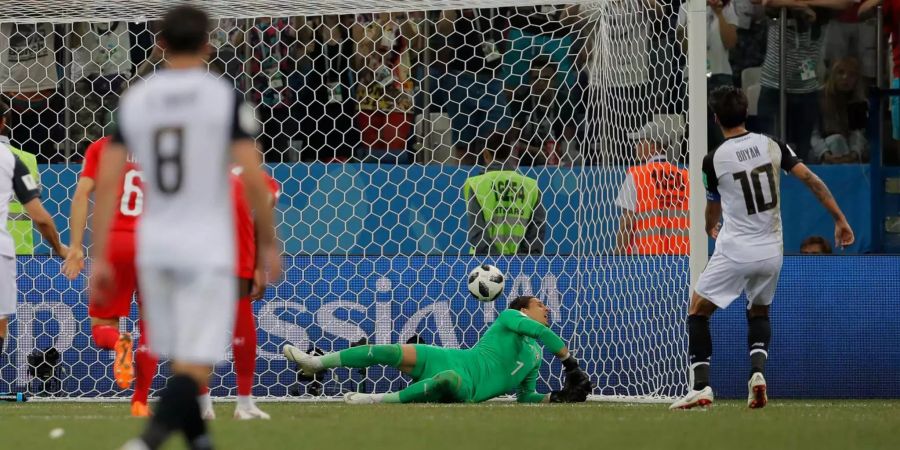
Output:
top-left (0, 3), bottom-right (895, 165)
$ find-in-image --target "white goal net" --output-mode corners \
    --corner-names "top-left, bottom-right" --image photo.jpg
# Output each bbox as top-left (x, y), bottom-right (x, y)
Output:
top-left (0, 0), bottom-right (696, 402)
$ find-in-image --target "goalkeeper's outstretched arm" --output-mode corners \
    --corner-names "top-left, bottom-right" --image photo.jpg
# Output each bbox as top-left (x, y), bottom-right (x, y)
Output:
top-left (507, 296), bottom-right (594, 402)
top-left (515, 367), bottom-right (590, 404)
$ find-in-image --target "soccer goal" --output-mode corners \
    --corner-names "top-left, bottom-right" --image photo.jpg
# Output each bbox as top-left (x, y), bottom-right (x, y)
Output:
top-left (0, 1), bottom-right (707, 403)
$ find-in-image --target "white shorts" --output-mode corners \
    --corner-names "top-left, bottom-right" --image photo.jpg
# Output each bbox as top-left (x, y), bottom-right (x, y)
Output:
top-left (694, 252), bottom-right (783, 310)
top-left (0, 256), bottom-right (16, 317)
top-left (139, 266), bottom-right (237, 365)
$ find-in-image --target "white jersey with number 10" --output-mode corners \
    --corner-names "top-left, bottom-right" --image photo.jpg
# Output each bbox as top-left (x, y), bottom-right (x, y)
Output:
top-left (702, 132), bottom-right (800, 263)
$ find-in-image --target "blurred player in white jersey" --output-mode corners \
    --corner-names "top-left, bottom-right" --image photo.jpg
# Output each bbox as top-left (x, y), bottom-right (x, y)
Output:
top-left (670, 86), bottom-right (854, 410)
top-left (0, 136), bottom-right (67, 390)
top-left (91, 6), bottom-right (280, 449)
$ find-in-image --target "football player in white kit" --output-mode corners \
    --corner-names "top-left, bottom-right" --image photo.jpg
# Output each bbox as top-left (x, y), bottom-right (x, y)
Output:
top-left (670, 86), bottom-right (854, 410)
top-left (90, 6), bottom-right (280, 449)
top-left (0, 126), bottom-right (67, 384)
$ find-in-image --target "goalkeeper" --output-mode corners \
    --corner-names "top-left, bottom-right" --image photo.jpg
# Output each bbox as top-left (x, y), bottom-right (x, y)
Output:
top-left (283, 296), bottom-right (592, 404)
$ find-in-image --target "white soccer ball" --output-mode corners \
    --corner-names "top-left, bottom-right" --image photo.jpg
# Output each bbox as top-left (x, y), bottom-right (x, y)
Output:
top-left (467, 264), bottom-right (505, 302)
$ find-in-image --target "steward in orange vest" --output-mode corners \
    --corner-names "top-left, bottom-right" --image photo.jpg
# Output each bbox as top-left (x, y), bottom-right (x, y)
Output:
top-left (615, 126), bottom-right (689, 255)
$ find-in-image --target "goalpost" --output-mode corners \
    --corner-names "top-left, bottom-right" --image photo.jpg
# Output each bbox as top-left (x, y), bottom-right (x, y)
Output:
top-left (0, 0), bottom-right (707, 403)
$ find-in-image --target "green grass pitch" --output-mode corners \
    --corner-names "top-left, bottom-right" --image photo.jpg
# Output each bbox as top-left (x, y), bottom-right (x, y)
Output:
top-left (1, 400), bottom-right (899, 450)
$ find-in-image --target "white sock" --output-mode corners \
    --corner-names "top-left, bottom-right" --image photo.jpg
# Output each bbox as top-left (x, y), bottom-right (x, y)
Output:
top-left (198, 393), bottom-right (213, 413)
top-left (236, 395), bottom-right (254, 409)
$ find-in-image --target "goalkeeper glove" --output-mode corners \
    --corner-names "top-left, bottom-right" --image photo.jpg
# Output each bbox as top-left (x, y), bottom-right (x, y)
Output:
top-left (549, 390), bottom-right (569, 403)
top-left (548, 383), bottom-right (590, 403)
top-left (547, 355), bottom-right (593, 403)
top-left (560, 354), bottom-right (592, 401)
top-left (561, 354), bottom-right (590, 387)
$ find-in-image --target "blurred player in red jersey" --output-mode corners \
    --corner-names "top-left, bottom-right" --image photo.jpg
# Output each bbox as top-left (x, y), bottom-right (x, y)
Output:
top-left (197, 166), bottom-right (279, 420)
top-left (63, 136), bottom-right (157, 417)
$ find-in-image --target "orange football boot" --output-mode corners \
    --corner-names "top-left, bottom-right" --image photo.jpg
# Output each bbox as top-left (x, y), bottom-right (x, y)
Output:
top-left (131, 400), bottom-right (151, 417)
top-left (114, 333), bottom-right (134, 389)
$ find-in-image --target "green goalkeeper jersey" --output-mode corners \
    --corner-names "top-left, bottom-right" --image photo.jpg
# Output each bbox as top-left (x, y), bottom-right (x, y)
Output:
top-left (458, 308), bottom-right (566, 403)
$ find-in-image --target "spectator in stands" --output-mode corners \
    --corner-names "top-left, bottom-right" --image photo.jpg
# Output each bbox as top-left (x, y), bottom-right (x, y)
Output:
top-left (292, 15), bottom-right (358, 162)
top-left (677, 0), bottom-right (739, 92)
top-left (508, 56), bottom-right (570, 166)
top-left (432, 9), bottom-right (510, 164)
top-left (135, 22), bottom-right (163, 78)
top-left (69, 21), bottom-right (132, 156)
top-left (757, 0), bottom-right (851, 161)
top-left (800, 235), bottom-right (833, 254)
top-left (500, 6), bottom-right (580, 96)
top-left (614, 115), bottom-right (689, 255)
top-left (810, 58), bottom-right (869, 164)
top-left (352, 12), bottom-right (419, 164)
top-left (729, 0), bottom-right (769, 88)
top-left (864, 0), bottom-right (899, 141)
top-left (246, 17), bottom-right (300, 162)
top-left (128, 21), bottom-right (157, 78)
top-left (580, 0), bottom-right (660, 164)
top-left (464, 133), bottom-right (546, 255)
top-left (677, 0), bottom-right (739, 154)
top-left (208, 18), bottom-right (244, 84)
top-left (0, 100), bottom-right (41, 255)
top-left (824, 0), bottom-right (878, 86)
top-left (555, 74), bottom-right (583, 168)
top-left (0, 23), bottom-right (64, 162)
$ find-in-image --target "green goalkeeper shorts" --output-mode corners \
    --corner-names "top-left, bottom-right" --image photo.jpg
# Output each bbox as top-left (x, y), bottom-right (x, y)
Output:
top-left (408, 344), bottom-right (476, 402)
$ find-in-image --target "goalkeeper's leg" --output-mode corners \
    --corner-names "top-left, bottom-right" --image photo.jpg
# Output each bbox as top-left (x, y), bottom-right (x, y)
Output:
top-left (344, 370), bottom-right (471, 404)
top-left (284, 343), bottom-right (417, 375)
top-left (284, 343), bottom-right (471, 404)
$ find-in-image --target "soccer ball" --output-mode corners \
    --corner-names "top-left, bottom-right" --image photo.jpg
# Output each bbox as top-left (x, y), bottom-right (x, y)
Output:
top-left (467, 264), bottom-right (505, 302)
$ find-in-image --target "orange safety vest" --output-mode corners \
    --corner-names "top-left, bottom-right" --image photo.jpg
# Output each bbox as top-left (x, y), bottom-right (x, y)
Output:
top-left (627, 161), bottom-right (690, 255)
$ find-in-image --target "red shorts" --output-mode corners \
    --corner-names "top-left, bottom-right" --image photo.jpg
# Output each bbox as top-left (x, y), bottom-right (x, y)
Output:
top-left (89, 230), bottom-right (138, 319)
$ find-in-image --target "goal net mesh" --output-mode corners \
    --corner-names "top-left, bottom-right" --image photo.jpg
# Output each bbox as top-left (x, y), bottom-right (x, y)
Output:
top-left (0, 1), bottom-right (690, 401)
